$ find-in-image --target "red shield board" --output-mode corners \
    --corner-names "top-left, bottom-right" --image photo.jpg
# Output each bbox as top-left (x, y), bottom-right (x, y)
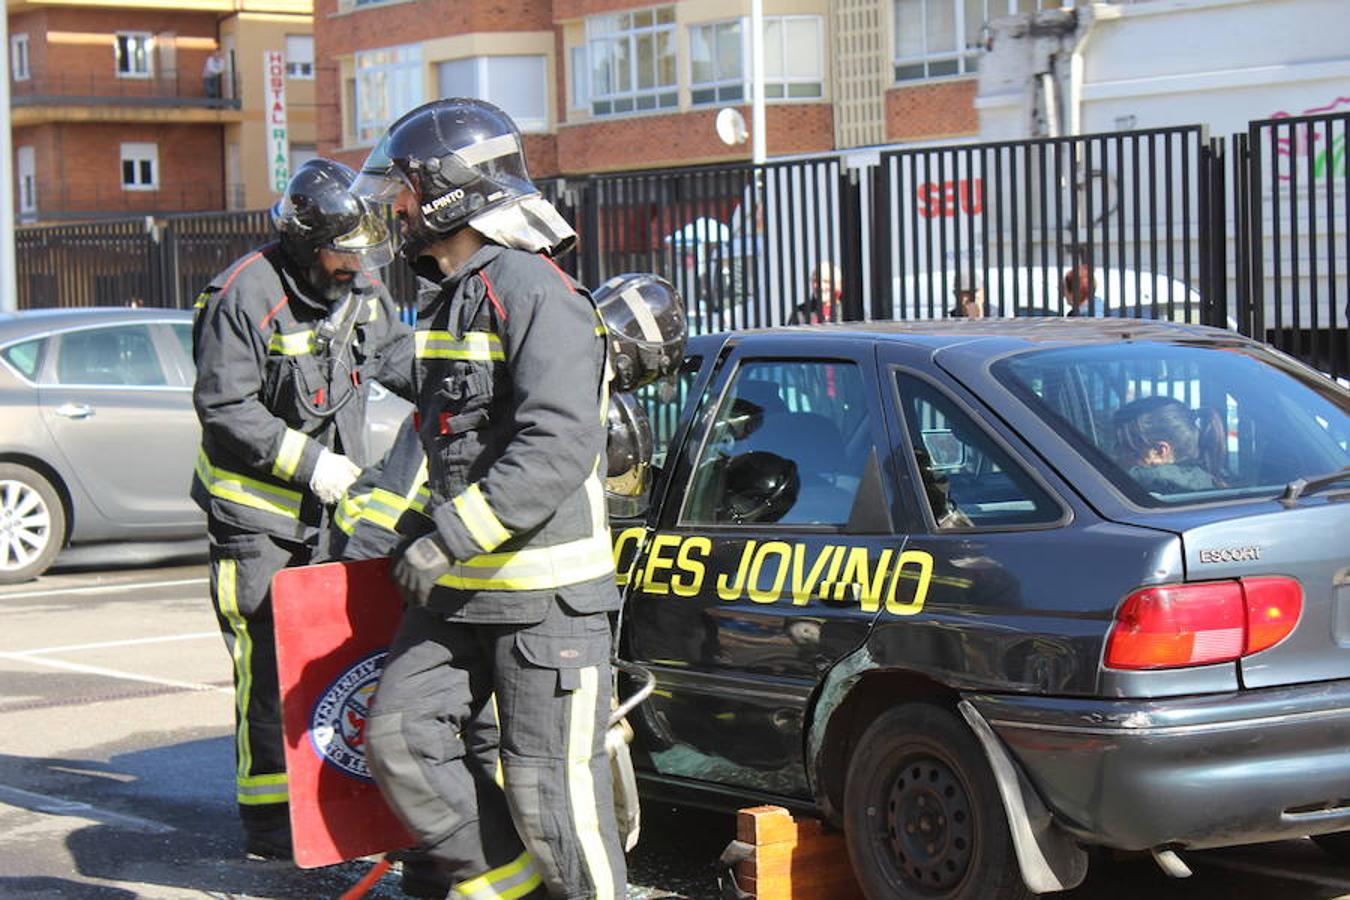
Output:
top-left (272, 558), bottom-right (415, 868)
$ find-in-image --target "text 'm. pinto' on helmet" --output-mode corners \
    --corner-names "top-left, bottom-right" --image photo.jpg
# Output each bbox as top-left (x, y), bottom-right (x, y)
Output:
top-left (351, 98), bottom-right (540, 257)
top-left (593, 273), bottom-right (688, 394)
top-left (272, 158), bottom-right (394, 273)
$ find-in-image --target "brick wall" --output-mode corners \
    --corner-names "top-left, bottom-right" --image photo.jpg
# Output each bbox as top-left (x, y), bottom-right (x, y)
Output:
top-left (315, 0), bottom-right (552, 158)
top-left (552, 0), bottom-right (656, 19)
top-left (885, 78), bottom-right (979, 142)
top-left (36, 8), bottom-right (221, 100)
top-left (558, 104), bottom-right (834, 173)
top-left (24, 122), bottom-right (223, 216)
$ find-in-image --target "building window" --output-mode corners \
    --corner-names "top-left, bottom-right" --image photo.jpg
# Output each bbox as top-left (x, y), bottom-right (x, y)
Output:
top-left (570, 45), bottom-right (589, 110)
top-left (120, 142), bottom-right (158, 191)
top-left (115, 32), bottom-right (154, 78)
top-left (688, 16), bottom-right (824, 106)
top-left (689, 20), bottom-right (743, 105)
top-left (285, 35), bottom-right (314, 79)
top-left (11, 34), bottom-right (30, 82)
top-left (586, 6), bottom-right (677, 117)
top-left (437, 56), bottom-right (548, 133)
top-left (17, 147), bottom-right (36, 214)
top-left (894, 0), bottom-right (1036, 82)
top-left (355, 44), bottom-right (423, 145)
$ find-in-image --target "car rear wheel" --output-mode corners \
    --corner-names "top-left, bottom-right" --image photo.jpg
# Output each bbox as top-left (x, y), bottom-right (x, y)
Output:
top-left (1313, 832), bottom-right (1350, 862)
top-left (0, 464), bottom-right (66, 584)
top-left (843, 702), bottom-right (1032, 900)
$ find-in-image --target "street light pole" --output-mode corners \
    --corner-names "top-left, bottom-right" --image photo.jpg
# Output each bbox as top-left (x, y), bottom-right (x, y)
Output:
top-left (0, 7), bottom-right (17, 312)
top-left (750, 0), bottom-right (766, 165)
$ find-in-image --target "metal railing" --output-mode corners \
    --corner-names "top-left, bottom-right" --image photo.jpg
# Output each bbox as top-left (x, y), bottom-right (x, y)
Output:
top-left (11, 69), bottom-right (240, 109)
top-left (12, 112), bottom-right (1349, 379)
top-left (29, 185), bottom-right (226, 222)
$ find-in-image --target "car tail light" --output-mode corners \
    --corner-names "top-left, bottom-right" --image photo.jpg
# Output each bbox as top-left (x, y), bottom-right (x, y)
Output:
top-left (1105, 577), bottom-right (1303, 670)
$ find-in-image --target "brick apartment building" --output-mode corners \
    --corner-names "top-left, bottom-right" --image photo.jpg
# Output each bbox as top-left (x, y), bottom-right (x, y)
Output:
top-left (315, 0), bottom-right (1058, 178)
top-left (7, 0), bottom-right (317, 223)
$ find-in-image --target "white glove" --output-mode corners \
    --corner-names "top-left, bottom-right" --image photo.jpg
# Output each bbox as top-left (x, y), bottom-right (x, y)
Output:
top-left (309, 449), bottom-right (361, 505)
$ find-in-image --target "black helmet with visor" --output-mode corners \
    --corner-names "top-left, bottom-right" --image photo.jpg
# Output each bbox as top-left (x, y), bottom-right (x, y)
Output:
top-left (272, 158), bottom-right (393, 301)
top-left (353, 98), bottom-right (539, 259)
top-left (593, 273), bottom-right (688, 394)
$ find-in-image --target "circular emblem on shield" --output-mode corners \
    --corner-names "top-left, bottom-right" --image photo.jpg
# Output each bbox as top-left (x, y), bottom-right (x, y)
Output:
top-left (309, 650), bottom-right (385, 782)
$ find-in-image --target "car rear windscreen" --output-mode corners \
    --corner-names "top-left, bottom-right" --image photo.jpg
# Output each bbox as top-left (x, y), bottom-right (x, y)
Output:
top-left (994, 342), bottom-right (1350, 507)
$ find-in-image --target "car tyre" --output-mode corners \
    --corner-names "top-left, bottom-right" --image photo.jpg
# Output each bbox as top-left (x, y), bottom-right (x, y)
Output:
top-left (843, 702), bottom-right (1032, 900)
top-left (1313, 832), bottom-right (1350, 862)
top-left (0, 463), bottom-right (66, 585)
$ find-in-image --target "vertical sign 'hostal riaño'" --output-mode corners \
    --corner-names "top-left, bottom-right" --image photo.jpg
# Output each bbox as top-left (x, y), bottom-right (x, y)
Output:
top-left (265, 51), bottom-right (289, 194)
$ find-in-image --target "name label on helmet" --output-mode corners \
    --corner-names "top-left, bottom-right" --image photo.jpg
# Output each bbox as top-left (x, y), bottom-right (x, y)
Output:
top-left (422, 188), bottom-right (467, 217)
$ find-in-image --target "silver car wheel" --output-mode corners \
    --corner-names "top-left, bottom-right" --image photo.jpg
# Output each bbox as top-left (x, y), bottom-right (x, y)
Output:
top-left (0, 478), bottom-right (52, 572)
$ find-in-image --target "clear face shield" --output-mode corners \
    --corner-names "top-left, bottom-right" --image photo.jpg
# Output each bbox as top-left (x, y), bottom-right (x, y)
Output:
top-left (325, 213), bottom-right (395, 271)
top-left (350, 136), bottom-right (407, 206)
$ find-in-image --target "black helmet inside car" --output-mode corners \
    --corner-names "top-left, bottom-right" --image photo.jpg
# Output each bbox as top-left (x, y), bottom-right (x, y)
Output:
top-left (352, 98), bottom-right (538, 257)
top-left (718, 451), bottom-right (800, 525)
top-left (594, 273), bottom-right (688, 394)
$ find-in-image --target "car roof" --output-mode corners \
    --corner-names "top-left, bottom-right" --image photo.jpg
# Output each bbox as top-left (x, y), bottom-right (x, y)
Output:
top-left (0, 306), bottom-right (191, 341)
top-left (699, 317), bottom-right (1253, 351)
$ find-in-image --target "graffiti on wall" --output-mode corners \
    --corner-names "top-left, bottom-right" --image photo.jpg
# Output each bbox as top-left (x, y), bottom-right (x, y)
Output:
top-left (1269, 95), bottom-right (1349, 181)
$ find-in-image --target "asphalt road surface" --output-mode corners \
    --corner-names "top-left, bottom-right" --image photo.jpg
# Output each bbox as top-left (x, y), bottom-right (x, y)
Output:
top-left (1, 556), bottom-right (1347, 899)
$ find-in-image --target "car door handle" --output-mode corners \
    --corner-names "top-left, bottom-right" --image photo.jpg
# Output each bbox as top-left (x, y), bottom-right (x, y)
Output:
top-left (55, 403), bottom-right (94, 419)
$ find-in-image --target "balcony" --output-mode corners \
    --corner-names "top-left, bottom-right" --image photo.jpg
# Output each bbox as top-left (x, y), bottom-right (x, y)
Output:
top-left (12, 70), bottom-right (241, 112)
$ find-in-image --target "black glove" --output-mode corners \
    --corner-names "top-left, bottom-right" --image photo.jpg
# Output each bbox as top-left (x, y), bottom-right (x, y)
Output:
top-left (392, 532), bottom-right (452, 608)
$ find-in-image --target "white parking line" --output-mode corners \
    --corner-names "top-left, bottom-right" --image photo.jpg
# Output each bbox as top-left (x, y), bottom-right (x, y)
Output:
top-left (0, 651), bottom-right (232, 694)
top-left (11, 632), bottom-right (219, 657)
top-left (0, 784), bottom-right (175, 834)
top-left (0, 577), bottom-right (209, 600)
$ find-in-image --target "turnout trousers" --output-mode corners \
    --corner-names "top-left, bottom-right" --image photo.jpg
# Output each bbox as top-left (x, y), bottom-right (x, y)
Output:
top-left (367, 602), bottom-right (626, 900)
top-left (208, 522), bottom-right (314, 837)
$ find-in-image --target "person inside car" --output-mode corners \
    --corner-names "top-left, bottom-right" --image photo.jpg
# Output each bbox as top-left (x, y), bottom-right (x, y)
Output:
top-left (1112, 396), bottom-right (1223, 494)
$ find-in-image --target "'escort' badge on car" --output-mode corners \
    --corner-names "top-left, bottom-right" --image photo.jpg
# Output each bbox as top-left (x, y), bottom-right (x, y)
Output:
top-left (309, 650), bottom-right (385, 782)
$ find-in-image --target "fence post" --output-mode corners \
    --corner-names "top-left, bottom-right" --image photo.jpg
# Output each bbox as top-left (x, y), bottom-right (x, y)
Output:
top-left (579, 177), bottom-right (600, 288)
top-left (1198, 137), bottom-right (1226, 328)
top-left (868, 158), bottom-right (893, 322)
top-left (838, 163), bottom-right (865, 322)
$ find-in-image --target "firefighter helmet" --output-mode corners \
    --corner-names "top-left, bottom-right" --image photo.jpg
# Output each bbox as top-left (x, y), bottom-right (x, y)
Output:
top-left (352, 98), bottom-right (539, 258)
top-left (272, 158), bottom-right (394, 300)
top-left (594, 273), bottom-right (688, 393)
top-left (604, 392), bottom-right (654, 519)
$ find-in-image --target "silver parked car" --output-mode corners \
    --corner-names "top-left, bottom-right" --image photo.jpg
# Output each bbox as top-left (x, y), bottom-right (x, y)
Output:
top-left (0, 307), bottom-right (410, 583)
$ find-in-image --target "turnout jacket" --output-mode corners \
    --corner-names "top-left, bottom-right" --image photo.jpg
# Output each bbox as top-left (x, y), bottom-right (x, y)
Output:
top-left (192, 242), bottom-right (414, 543)
top-left (412, 243), bottom-right (618, 622)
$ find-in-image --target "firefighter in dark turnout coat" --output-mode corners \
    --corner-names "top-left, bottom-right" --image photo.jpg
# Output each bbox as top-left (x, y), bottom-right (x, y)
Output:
top-left (353, 98), bottom-right (625, 899)
top-left (192, 158), bottom-right (414, 859)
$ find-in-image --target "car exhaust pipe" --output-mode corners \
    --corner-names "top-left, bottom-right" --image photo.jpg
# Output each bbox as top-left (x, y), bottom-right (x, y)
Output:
top-left (1151, 847), bottom-right (1193, 878)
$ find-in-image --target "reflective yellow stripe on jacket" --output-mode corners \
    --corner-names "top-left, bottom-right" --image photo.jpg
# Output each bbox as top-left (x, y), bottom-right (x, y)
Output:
top-left (196, 448), bottom-right (303, 519)
top-left (415, 331), bottom-right (504, 361)
top-left (336, 484), bottom-right (431, 536)
top-left (271, 429), bottom-right (308, 481)
top-left (268, 329), bottom-right (315, 356)
top-left (435, 528), bottom-right (613, 591)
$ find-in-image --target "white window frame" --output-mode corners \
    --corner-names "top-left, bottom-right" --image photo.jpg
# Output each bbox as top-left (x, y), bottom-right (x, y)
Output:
top-left (285, 35), bottom-right (314, 79)
top-left (354, 43), bottom-right (423, 146)
top-left (585, 5), bottom-right (678, 118)
top-left (570, 45), bottom-right (589, 110)
top-left (119, 142), bottom-right (159, 191)
top-left (17, 146), bottom-right (36, 214)
top-left (894, 0), bottom-right (1034, 82)
top-left (115, 31), bottom-right (154, 79)
top-left (11, 34), bottom-right (30, 82)
top-left (688, 16), bottom-right (824, 107)
top-left (436, 55), bottom-right (549, 133)
top-left (688, 19), bottom-right (744, 106)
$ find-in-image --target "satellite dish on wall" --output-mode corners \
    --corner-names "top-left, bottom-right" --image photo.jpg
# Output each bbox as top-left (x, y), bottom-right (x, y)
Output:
top-left (715, 108), bottom-right (749, 147)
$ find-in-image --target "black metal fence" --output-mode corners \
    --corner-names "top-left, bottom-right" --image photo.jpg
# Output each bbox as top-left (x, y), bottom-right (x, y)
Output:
top-left (13, 111), bottom-right (1350, 380)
